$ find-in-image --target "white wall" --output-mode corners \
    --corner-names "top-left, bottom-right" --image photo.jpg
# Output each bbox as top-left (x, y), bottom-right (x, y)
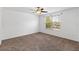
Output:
top-left (39, 8), bottom-right (79, 42)
top-left (0, 8), bottom-right (3, 40)
top-left (2, 9), bottom-right (39, 40)
top-left (76, 8), bottom-right (79, 41)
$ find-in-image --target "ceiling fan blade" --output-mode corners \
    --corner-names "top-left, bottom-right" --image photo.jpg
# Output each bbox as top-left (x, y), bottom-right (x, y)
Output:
top-left (41, 11), bottom-right (48, 13)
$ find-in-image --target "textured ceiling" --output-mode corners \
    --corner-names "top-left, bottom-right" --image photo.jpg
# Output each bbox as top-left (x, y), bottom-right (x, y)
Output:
top-left (42, 7), bottom-right (70, 13)
top-left (3, 7), bottom-right (71, 14)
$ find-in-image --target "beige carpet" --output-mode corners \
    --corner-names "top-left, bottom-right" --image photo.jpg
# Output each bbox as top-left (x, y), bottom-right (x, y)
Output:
top-left (0, 32), bottom-right (79, 51)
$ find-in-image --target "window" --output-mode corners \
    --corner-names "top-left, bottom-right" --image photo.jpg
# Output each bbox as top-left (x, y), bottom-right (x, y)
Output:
top-left (52, 16), bottom-right (61, 29)
top-left (45, 16), bottom-right (53, 28)
top-left (45, 15), bottom-right (61, 29)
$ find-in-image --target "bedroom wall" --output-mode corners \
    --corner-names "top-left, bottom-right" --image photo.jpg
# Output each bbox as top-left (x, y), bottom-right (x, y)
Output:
top-left (2, 8), bottom-right (39, 40)
top-left (76, 8), bottom-right (79, 41)
top-left (0, 8), bottom-right (3, 40)
top-left (39, 8), bottom-right (79, 42)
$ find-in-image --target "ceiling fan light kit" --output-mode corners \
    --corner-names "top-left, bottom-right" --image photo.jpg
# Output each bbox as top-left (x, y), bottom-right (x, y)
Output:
top-left (36, 11), bottom-right (41, 15)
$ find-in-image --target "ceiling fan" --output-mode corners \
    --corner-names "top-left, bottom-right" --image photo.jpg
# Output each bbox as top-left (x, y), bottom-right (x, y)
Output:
top-left (33, 7), bottom-right (48, 15)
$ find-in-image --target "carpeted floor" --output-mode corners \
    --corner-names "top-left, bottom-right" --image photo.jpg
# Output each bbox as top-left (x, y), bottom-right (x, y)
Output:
top-left (0, 32), bottom-right (79, 51)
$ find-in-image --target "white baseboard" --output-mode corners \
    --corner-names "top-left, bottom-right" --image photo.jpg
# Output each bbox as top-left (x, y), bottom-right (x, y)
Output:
top-left (41, 32), bottom-right (79, 42)
top-left (2, 32), bottom-right (39, 41)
